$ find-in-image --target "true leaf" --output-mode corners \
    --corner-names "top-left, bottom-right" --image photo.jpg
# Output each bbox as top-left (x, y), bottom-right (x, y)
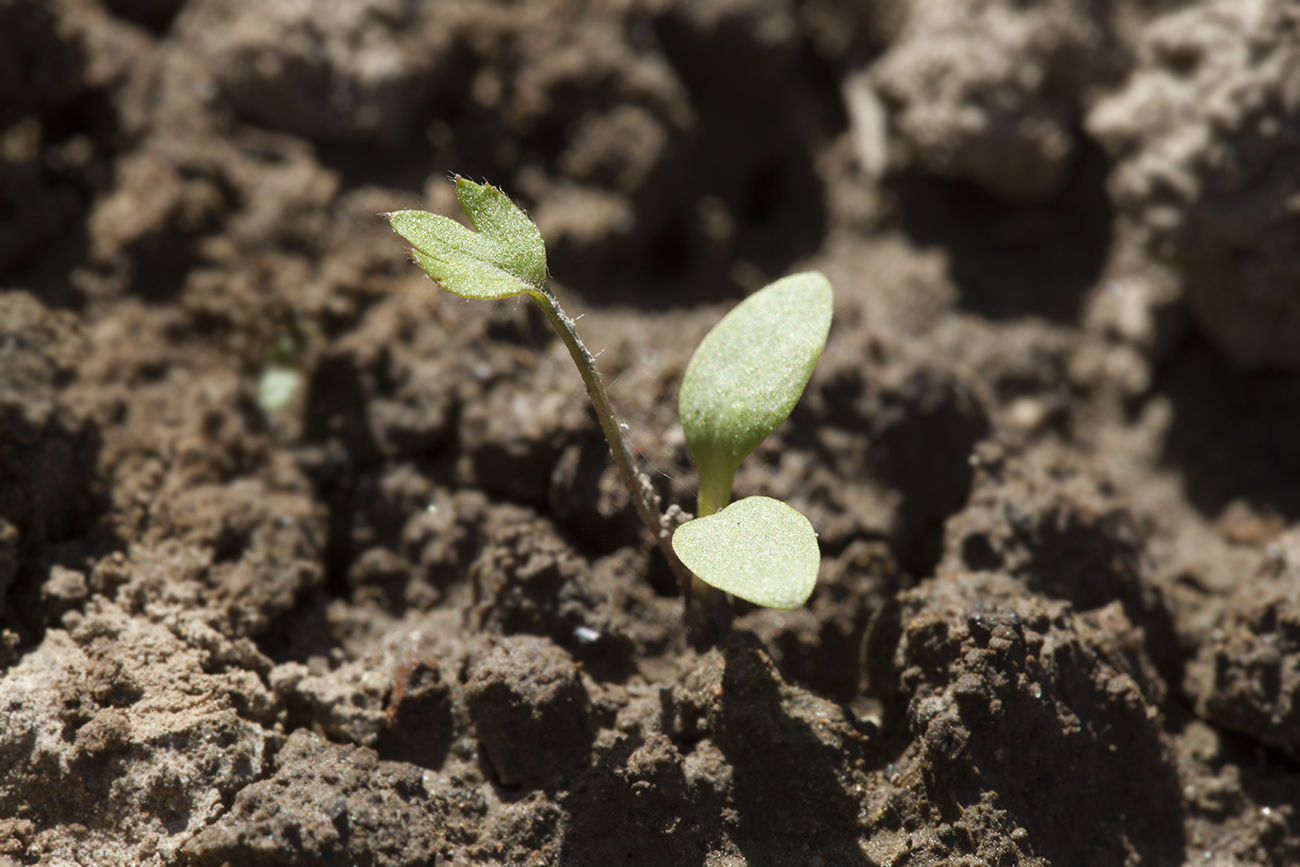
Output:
top-left (679, 271), bottom-right (832, 510)
top-left (387, 177), bottom-right (547, 300)
top-left (671, 496), bottom-right (820, 609)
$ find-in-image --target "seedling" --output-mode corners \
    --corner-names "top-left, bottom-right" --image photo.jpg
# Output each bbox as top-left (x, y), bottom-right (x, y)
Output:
top-left (387, 177), bottom-right (831, 643)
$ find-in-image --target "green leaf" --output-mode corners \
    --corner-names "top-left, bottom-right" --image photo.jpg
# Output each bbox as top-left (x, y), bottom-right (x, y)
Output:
top-left (671, 496), bottom-right (820, 609)
top-left (256, 367), bottom-right (300, 413)
top-left (679, 271), bottom-right (832, 510)
top-left (387, 177), bottom-right (547, 299)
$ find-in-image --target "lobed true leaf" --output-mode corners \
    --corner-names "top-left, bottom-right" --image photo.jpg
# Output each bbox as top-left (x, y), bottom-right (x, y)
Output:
top-left (386, 177), bottom-right (547, 300)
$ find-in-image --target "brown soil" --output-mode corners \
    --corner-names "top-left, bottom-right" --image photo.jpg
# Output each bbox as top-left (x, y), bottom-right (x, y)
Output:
top-left (3, 0), bottom-right (1300, 865)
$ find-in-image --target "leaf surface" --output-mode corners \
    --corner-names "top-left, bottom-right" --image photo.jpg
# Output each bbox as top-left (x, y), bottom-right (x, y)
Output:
top-left (679, 271), bottom-right (832, 506)
top-left (672, 496), bottom-right (820, 609)
top-left (387, 177), bottom-right (547, 299)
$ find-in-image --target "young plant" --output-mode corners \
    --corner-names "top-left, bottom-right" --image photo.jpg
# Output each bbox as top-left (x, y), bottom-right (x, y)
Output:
top-left (387, 177), bottom-right (831, 643)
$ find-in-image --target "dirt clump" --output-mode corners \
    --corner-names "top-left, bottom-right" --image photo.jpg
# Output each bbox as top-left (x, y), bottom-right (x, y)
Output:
top-left (872, 0), bottom-right (1129, 201)
top-left (465, 635), bottom-right (593, 789)
top-left (181, 729), bottom-right (446, 867)
top-left (1090, 0), bottom-right (1300, 369)
top-left (865, 570), bottom-right (1182, 867)
top-left (1185, 527), bottom-right (1300, 755)
top-left (2, 0), bottom-right (1300, 864)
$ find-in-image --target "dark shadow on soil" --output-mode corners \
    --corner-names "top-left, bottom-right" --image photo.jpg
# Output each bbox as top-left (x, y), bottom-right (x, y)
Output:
top-left (376, 658), bottom-right (455, 769)
top-left (559, 637), bottom-right (874, 866)
top-left (939, 663), bottom-right (1187, 867)
top-left (311, 14), bottom-right (843, 313)
top-left (3, 223), bottom-right (90, 311)
top-left (548, 9), bottom-right (844, 310)
top-left (712, 637), bottom-right (870, 867)
top-left (1019, 511), bottom-right (1185, 690)
top-left (102, 0), bottom-right (185, 35)
top-left (1154, 333), bottom-right (1300, 523)
top-left (885, 135), bottom-right (1113, 323)
top-left (872, 600), bottom-right (1187, 867)
top-left (560, 734), bottom-right (720, 867)
top-left (253, 588), bottom-right (345, 665)
top-left (314, 142), bottom-right (451, 205)
top-left (302, 352), bottom-right (386, 597)
top-left (0, 24), bottom-right (116, 311)
top-left (1224, 728), bottom-right (1300, 851)
top-left (0, 304), bottom-right (106, 651)
top-left (870, 376), bottom-right (990, 578)
top-left (788, 361), bottom-right (988, 581)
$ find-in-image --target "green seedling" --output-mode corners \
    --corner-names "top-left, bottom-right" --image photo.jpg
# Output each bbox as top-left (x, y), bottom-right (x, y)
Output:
top-left (387, 177), bottom-right (831, 642)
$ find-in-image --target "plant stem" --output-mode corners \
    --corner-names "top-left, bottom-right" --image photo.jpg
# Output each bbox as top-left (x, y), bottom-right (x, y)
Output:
top-left (695, 465), bottom-right (733, 520)
top-left (687, 465), bottom-right (736, 645)
top-left (526, 288), bottom-right (695, 605)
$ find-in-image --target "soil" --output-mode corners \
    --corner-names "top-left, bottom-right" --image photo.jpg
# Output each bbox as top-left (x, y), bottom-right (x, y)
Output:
top-left (3, 0), bottom-right (1300, 865)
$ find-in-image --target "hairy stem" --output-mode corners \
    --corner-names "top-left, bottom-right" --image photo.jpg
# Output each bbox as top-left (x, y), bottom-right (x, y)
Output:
top-left (526, 288), bottom-right (695, 604)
